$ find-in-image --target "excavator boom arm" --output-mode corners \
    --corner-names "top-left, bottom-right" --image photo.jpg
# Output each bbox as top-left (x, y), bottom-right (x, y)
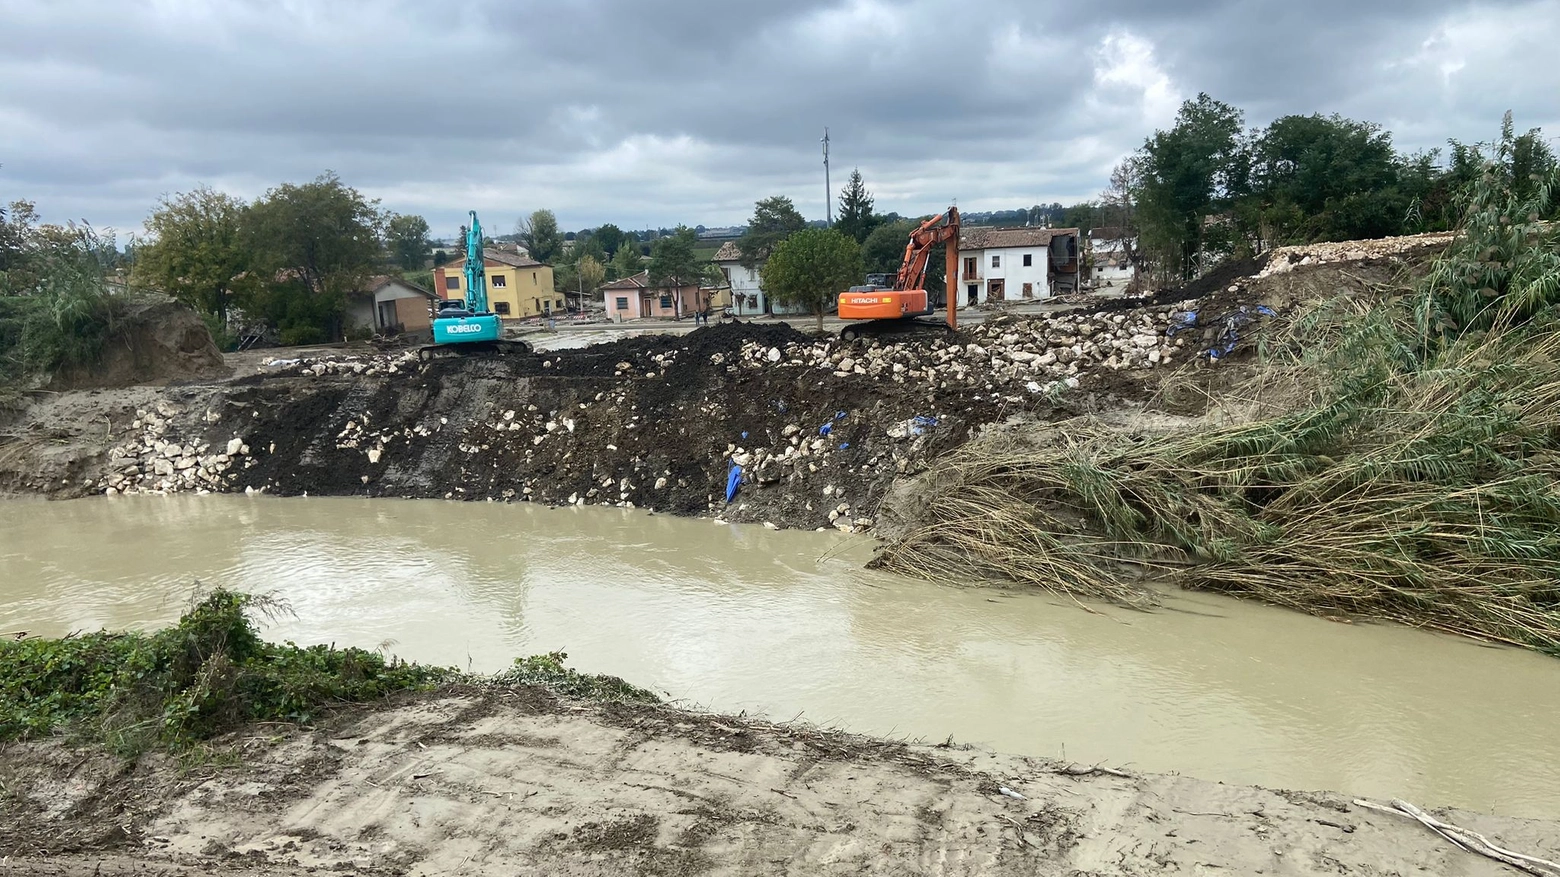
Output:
top-left (894, 208), bottom-right (960, 292)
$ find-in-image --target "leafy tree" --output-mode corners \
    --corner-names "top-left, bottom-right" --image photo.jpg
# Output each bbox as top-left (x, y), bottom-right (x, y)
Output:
top-left (761, 227), bottom-right (862, 332)
top-left (518, 209), bottom-right (563, 264)
top-left (131, 186), bottom-right (251, 323)
top-left (385, 213), bottom-right (431, 271)
top-left (593, 223), bottom-right (626, 258)
top-left (0, 200), bottom-right (42, 293)
top-left (862, 219), bottom-right (916, 276)
top-left (647, 226), bottom-right (702, 317)
top-left (1251, 114), bottom-right (1401, 244)
top-left (575, 254), bottom-right (606, 308)
top-left (736, 196), bottom-right (806, 270)
top-left (1134, 93), bottom-right (1250, 279)
top-left (609, 234), bottom-right (643, 278)
top-left (834, 168), bottom-right (878, 243)
top-left (245, 172), bottom-right (384, 341)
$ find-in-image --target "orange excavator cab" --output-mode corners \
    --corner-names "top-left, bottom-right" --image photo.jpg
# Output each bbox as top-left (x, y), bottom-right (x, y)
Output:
top-left (836, 207), bottom-right (959, 339)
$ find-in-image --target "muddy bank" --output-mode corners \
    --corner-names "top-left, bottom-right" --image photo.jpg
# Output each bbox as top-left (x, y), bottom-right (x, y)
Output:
top-left (3, 689), bottom-right (1557, 876)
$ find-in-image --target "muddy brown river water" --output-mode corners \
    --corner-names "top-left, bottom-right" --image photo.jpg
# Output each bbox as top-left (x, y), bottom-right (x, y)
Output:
top-left (2, 494), bottom-right (1558, 819)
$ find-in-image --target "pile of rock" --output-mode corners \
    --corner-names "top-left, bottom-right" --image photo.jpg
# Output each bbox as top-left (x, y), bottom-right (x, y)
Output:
top-left (723, 305), bottom-right (1190, 394)
top-left (100, 401), bottom-right (255, 496)
top-left (1258, 231), bottom-right (1453, 278)
top-left (263, 351), bottom-right (420, 378)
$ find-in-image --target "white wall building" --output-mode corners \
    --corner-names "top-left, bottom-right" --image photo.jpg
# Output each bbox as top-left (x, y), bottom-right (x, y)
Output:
top-left (953, 227), bottom-right (1080, 306)
top-left (712, 242), bottom-right (766, 315)
top-left (1088, 227), bottom-right (1136, 287)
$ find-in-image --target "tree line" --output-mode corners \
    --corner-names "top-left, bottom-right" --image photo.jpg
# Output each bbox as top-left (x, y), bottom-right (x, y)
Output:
top-left (1105, 99), bottom-right (1557, 282)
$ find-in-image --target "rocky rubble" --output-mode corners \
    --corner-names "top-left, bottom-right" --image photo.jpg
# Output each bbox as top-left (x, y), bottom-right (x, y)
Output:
top-left (721, 305), bottom-right (1193, 395)
top-left (98, 400), bottom-right (255, 497)
top-left (1258, 231), bottom-right (1454, 277)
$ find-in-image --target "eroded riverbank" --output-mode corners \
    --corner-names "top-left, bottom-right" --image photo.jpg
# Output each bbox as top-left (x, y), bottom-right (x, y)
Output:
top-left (5, 494), bottom-right (1560, 820)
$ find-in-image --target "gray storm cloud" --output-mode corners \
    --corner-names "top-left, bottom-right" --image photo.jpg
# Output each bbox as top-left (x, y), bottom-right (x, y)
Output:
top-left (1, 0), bottom-right (1556, 237)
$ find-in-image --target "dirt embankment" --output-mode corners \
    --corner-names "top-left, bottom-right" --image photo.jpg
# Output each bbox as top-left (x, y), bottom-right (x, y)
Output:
top-left (5, 691), bottom-right (1557, 877)
top-left (0, 239), bottom-right (1445, 529)
top-left (49, 297), bottom-right (231, 391)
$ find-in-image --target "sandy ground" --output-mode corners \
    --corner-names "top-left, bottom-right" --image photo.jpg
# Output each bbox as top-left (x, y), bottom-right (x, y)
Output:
top-left (4, 690), bottom-right (1557, 876)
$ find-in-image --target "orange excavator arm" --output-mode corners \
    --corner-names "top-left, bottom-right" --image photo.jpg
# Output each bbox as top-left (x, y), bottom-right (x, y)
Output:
top-left (894, 207), bottom-right (961, 293)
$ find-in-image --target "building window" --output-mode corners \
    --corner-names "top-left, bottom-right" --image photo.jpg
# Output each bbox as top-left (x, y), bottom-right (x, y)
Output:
top-left (660, 295), bottom-right (673, 309)
top-left (616, 296), bottom-right (629, 310)
top-left (490, 274), bottom-right (507, 288)
top-left (963, 257), bottom-right (976, 276)
top-left (967, 284), bottom-right (977, 296)
top-left (721, 267), bottom-right (731, 282)
top-left (532, 271), bottom-right (537, 282)
top-left (543, 300), bottom-right (552, 315)
top-left (445, 276), bottom-right (460, 290)
top-left (493, 301), bottom-right (511, 315)
top-left (991, 255), bottom-right (1000, 268)
top-left (1023, 253), bottom-right (1033, 267)
top-left (1022, 282), bottom-right (1033, 297)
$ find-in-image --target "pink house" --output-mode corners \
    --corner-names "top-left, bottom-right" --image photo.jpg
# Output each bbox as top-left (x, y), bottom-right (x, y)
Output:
top-left (601, 271), bottom-right (708, 321)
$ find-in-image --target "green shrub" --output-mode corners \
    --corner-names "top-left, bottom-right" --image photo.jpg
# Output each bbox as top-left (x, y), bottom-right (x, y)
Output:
top-left (493, 652), bottom-right (659, 702)
top-left (0, 590), bottom-right (451, 749)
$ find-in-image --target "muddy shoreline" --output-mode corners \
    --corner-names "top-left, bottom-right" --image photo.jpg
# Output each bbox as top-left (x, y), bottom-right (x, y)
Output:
top-left (4, 687), bottom-right (1557, 876)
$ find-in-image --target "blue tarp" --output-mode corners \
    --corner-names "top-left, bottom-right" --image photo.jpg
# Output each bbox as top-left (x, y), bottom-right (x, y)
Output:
top-left (725, 464), bottom-right (743, 502)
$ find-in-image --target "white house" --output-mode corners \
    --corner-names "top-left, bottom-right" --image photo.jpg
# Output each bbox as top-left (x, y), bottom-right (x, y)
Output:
top-left (954, 227), bottom-right (1081, 306)
top-left (711, 241), bottom-right (813, 316)
top-left (712, 242), bottom-right (766, 316)
top-left (1088, 227), bottom-right (1137, 287)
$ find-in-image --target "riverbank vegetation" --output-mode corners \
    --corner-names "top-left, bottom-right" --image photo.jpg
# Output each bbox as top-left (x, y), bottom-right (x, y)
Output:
top-left (0, 590), bottom-right (655, 753)
top-left (879, 140), bottom-right (1560, 655)
top-left (0, 212), bottom-right (131, 391)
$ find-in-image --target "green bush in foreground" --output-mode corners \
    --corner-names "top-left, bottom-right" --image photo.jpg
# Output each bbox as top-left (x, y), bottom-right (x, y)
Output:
top-left (0, 590), bottom-right (656, 751)
top-left (0, 590), bottom-right (452, 749)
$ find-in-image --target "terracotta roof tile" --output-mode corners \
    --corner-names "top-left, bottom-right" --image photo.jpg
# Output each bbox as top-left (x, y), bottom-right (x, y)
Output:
top-left (959, 227), bottom-right (1080, 250)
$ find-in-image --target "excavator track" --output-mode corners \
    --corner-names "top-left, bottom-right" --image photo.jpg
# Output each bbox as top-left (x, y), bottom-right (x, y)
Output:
top-left (417, 339), bottom-right (533, 363)
top-left (839, 317), bottom-right (952, 344)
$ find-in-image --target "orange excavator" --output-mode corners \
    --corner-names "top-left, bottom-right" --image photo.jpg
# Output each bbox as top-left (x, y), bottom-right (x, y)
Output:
top-left (836, 206), bottom-right (960, 341)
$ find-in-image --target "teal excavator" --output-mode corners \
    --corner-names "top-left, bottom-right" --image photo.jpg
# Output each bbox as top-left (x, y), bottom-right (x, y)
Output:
top-left (420, 211), bottom-right (531, 361)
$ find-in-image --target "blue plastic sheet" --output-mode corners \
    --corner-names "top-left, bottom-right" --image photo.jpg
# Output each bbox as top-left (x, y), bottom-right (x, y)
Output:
top-left (725, 464), bottom-right (742, 502)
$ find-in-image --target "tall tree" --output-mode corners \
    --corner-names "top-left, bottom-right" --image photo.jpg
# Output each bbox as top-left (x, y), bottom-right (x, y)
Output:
top-left (575, 254), bottom-right (606, 309)
top-left (518, 209), bottom-right (564, 264)
top-left (0, 199), bottom-right (41, 292)
top-left (736, 196), bottom-right (806, 270)
top-left (834, 169), bottom-right (878, 243)
top-left (593, 223), bottom-right (626, 258)
top-left (761, 228), bottom-right (862, 332)
top-left (861, 219), bottom-right (915, 277)
top-left (385, 213), bottom-right (431, 272)
top-left (247, 172), bottom-right (384, 297)
top-left (131, 186), bottom-right (251, 323)
top-left (610, 234), bottom-right (643, 278)
top-left (245, 172), bottom-right (384, 343)
top-left (647, 226), bottom-right (702, 317)
top-left (1135, 93), bottom-right (1250, 279)
top-left (1252, 114), bottom-right (1400, 244)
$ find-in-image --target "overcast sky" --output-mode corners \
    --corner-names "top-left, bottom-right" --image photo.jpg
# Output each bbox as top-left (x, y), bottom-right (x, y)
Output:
top-left (2, 0), bottom-right (1557, 239)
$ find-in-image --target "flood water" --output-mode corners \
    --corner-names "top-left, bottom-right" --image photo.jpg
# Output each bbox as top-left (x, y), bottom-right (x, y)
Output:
top-left (3, 495), bottom-right (1558, 819)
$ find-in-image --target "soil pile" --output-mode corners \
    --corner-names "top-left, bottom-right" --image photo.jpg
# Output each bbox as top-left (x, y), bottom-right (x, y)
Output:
top-left (48, 298), bottom-right (230, 390)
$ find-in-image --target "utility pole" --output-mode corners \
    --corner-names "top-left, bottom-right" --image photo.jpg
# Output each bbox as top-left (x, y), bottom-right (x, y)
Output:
top-left (821, 127), bottom-right (831, 225)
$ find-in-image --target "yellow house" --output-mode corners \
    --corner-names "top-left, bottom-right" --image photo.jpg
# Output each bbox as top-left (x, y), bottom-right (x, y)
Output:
top-left (435, 248), bottom-right (563, 319)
